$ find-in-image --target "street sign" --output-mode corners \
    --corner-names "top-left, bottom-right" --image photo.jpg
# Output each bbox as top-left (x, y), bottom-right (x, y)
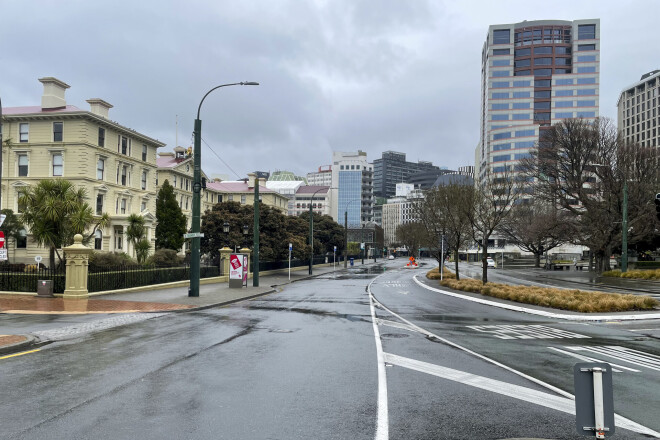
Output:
top-left (35, 255), bottom-right (43, 264)
top-left (574, 362), bottom-right (615, 438)
top-left (333, 246), bottom-right (337, 252)
top-left (0, 231), bottom-right (4, 249)
top-left (0, 249), bottom-right (7, 261)
top-left (360, 242), bottom-right (365, 250)
top-left (289, 243), bottom-right (292, 251)
top-left (0, 214), bottom-right (6, 227)
top-left (183, 232), bottom-right (204, 239)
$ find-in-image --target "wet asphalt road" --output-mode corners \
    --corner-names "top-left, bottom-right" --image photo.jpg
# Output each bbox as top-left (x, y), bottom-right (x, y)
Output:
top-left (1, 260), bottom-right (659, 439)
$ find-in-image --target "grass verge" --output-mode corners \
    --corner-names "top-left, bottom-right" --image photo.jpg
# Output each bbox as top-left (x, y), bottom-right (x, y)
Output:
top-left (425, 268), bottom-right (658, 313)
top-left (602, 269), bottom-right (660, 280)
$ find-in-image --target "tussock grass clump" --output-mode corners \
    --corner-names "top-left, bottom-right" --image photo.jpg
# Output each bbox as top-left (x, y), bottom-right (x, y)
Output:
top-left (437, 278), bottom-right (658, 313)
top-left (426, 267), bottom-right (456, 280)
top-left (602, 269), bottom-right (660, 280)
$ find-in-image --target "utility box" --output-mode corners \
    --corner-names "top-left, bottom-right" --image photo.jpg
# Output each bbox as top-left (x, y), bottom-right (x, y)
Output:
top-left (37, 280), bottom-right (54, 298)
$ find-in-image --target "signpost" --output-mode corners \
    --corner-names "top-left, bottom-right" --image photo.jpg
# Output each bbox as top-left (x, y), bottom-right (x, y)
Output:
top-left (288, 243), bottom-right (292, 281)
top-left (183, 232), bottom-right (204, 239)
top-left (333, 245), bottom-right (336, 272)
top-left (0, 231), bottom-right (4, 250)
top-left (229, 253), bottom-right (245, 288)
top-left (35, 255), bottom-right (42, 264)
top-left (0, 214), bottom-right (6, 227)
top-left (574, 362), bottom-right (615, 438)
top-left (0, 249), bottom-right (7, 261)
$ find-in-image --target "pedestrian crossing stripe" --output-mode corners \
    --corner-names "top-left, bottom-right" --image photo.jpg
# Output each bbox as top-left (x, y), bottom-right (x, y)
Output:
top-left (467, 324), bottom-right (590, 340)
top-left (565, 346), bottom-right (660, 372)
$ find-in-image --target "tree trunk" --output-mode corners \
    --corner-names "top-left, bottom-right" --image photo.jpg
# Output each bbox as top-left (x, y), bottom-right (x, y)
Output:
top-left (482, 237), bottom-right (488, 284)
top-left (588, 249), bottom-right (594, 272)
top-left (534, 252), bottom-right (541, 268)
top-left (49, 246), bottom-right (55, 270)
top-left (454, 250), bottom-right (460, 280)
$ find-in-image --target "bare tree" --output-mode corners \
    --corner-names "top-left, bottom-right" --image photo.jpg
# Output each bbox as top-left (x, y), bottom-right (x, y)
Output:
top-left (463, 167), bottom-right (519, 283)
top-left (498, 200), bottom-right (571, 267)
top-left (396, 222), bottom-right (427, 258)
top-left (520, 117), bottom-right (659, 273)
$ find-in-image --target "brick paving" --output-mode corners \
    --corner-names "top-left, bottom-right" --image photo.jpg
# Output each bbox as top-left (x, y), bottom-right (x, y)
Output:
top-left (0, 335), bottom-right (27, 346)
top-left (0, 295), bottom-right (194, 314)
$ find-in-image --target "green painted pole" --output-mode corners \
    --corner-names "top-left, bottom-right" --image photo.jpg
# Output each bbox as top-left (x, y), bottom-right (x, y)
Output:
top-left (621, 181), bottom-right (628, 273)
top-left (189, 118), bottom-right (201, 297)
top-left (344, 210), bottom-right (348, 268)
top-left (309, 198), bottom-right (314, 275)
top-left (253, 179), bottom-right (260, 286)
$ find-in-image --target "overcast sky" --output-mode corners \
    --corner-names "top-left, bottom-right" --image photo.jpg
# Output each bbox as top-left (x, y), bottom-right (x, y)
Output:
top-left (1, 1), bottom-right (656, 179)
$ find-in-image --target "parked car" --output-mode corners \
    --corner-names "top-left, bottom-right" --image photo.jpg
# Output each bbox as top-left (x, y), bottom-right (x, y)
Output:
top-left (487, 257), bottom-right (496, 268)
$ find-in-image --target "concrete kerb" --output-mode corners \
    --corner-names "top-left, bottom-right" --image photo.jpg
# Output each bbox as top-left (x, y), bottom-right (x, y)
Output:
top-left (413, 274), bottom-right (660, 322)
top-left (0, 335), bottom-right (37, 355)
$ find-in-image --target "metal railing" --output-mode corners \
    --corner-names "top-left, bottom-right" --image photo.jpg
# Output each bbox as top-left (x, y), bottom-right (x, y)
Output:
top-left (88, 265), bottom-right (220, 293)
top-left (0, 265), bottom-right (65, 293)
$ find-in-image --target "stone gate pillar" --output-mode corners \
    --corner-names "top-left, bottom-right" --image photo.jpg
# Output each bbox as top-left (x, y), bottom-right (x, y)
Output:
top-left (219, 247), bottom-right (232, 276)
top-left (63, 234), bottom-right (93, 298)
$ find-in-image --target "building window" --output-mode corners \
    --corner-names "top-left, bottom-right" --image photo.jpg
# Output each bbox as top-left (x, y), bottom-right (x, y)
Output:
top-left (119, 136), bottom-right (130, 155)
top-left (17, 229), bottom-right (27, 249)
top-left (53, 122), bottom-right (63, 142)
top-left (98, 127), bottom-right (105, 147)
top-left (141, 171), bottom-right (147, 190)
top-left (97, 158), bottom-right (105, 180)
top-left (228, 195), bottom-right (233, 201)
top-left (578, 24), bottom-right (596, 40)
top-left (142, 145), bottom-right (147, 161)
top-left (493, 29), bottom-right (510, 44)
top-left (185, 197), bottom-right (189, 210)
top-left (492, 48), bottom-right (510, 55)
top-left (185, 179), bottom-right (189, 191)
top-left (19, 123), bottom-right (29, 142)
top-left (121, 165), bottom-right (128, 186)
top-left (241, 195), bottom-right (246, 204)
top-left (96, 194), bottom-right (103, 215)
top-left (52, 153), bottom-right (63, 176)
top-left (173, 176), bottom-right (177, 187)
top-left (18, 154), bottom-right (28, 177)
top-left (114, 227), bottom-right (123, 250)
top-left (577, 66), bottom-right (596, 74)
top-left (141, 201), bottom-right (147, 211)
top-left (120, 198), bottom-right (127, 214)
top-left (94, 230), bottom-right (103, 250)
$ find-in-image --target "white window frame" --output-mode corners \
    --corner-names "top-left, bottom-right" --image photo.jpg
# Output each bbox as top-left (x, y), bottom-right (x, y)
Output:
top-left (17, 153), bottom-right (29, 177)
top-left (141, 170), bottom-right (147, 190)
top-left (19, 123), bottom-right (29, 143)
top-left (120, 198), bottom-right (127, 214)
top-left (97, 157), bottom-right (105, 180)
top-left (96, 193), bottom-right (104, 215)
top-left (53, 122), bottom-right (63, 142)
top-left (52, 152), bottom-right (63, 177)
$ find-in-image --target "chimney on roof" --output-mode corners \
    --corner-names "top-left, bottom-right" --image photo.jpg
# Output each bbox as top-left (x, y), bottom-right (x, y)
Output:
top-left (86, 99), bottom-right (113, 118)
top-left (39, 77), bottom-right (70, 110)
top-left (174, 146), bottom-right (185, 159)
top-left (247, 172), bottom-right (256, 188)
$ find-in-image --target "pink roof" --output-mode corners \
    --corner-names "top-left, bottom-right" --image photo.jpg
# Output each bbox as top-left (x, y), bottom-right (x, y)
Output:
top-left (296, 185), bottom-right (330, 195)
top-left (156, 156), bottom-right (189, 168)
top-left (2, 105), bottom-right (83, 115)
top-left (206, 181), bottom-right (275, 193)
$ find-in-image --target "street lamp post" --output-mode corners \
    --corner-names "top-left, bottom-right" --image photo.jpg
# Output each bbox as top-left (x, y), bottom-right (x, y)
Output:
top-left (189, 81), bottom-right (258, 297)
top-left (223, 221), bottom-right (230, 248)
top-left (622, 181), bottom-right (628, 273)
top-left (242, 224), bottom-right (249, 248)
top-left (253, 177), bottom-right (260, 287)
top-left (308, 187), bottom-right (334, 275)
top-left (361, 223), bottom-right (365, 265)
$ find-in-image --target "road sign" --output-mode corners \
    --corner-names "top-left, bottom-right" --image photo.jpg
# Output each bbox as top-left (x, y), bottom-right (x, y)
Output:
top-left (333, 246), bottom-right (337, 252)
top-left (574, 362), bottom-right (615, 438)
top-left (35, 255), bottom-right (43, 264)
top-left (289, 243), bottom-right (292, 251)
top-left (0, 231), bottom-right (4, 249)
top-left (0, 249), bottom-right (7, 261)
top-left (183, 232), bottom-right (204, 239)
top-left (0, 214), bottom-right (6, 227)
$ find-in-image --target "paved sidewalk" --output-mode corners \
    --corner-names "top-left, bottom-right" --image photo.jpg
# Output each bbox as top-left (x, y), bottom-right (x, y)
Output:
top-left (0, 262), bottom-right (370, 353)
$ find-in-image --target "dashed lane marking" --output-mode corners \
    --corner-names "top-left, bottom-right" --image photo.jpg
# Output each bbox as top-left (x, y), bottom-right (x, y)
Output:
top-left (467, 324), bottom-right (591, 340)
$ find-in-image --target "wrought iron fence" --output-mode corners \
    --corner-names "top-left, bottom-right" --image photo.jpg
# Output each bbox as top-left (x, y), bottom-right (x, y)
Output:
top-left (88, 265), bottom-right (220, 293)
top-left (0, 264), bottom-right (65, 294)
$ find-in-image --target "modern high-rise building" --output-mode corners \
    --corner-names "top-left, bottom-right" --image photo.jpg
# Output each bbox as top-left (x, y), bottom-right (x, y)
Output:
top-left (617, 70), bottom-right (660, 148)
top-left (330, 151), bottom-right (373, 226)
top-left (476, 19), bottom-right (600, 183)
top-left (373, 151), bottom-right (439, 198)
top-left (306, 165), bottom-right (332, 186)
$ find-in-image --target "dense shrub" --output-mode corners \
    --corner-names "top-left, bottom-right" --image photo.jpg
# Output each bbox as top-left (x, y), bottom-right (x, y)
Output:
top-left (89, 251), bottom-right (138, 267)
top-left (602, 269), bottom-right (660, 280)
top-left (147, 249), bottom-right (183, 267)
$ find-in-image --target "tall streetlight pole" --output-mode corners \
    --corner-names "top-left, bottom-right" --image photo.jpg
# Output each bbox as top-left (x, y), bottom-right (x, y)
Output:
top-left (343, 199), bottom-right (359, 268)
top-left (621, 181), bottom-right (628, 273)
top-left (253, 177), bottom-right (260, 287)
top-left (189, 82), bottom-right (258, 297)
top-left (308, 187), bottom-right (335, 275)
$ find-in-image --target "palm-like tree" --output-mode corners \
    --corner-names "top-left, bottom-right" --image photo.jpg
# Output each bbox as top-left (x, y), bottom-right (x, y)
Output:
top-left (19, 180), bottom-right (109, 268)
top-left (126, 214), bottom-right (150, 263)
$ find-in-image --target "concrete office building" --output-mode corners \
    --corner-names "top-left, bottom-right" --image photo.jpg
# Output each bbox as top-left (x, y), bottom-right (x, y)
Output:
top-left (476, 19), bottom-right (600, 183)
top-left (330, 151), bottom-right (373, 226)
top-left (373, 151), bottom-right (439, 198)
top-left (306, 165), bottom-right (332, 186)
top-left (617, 70), bottom-right (660, 148)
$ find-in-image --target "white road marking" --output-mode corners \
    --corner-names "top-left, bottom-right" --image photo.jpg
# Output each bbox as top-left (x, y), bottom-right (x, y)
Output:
top-left (412, 274), bottom-right (660, 322)
top-left (376, 319), bottom-right (422, 334)
top-left (383, 353), bottom-right (660, 438)
top-left (567, 346), bottom-right (660, 372)
top-left (547, 347), bottom-right (639, 373)
top-left (368, 278), bottom-right (389, 440)
top-left (467, 324), bottom-right (590, 340)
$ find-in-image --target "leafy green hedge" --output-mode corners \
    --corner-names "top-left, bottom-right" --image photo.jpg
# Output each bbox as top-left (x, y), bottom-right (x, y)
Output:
top-left (633, 261), bottom-right (660, 269)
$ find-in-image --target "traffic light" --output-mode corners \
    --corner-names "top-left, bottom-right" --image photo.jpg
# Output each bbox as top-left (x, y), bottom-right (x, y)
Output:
top-left (656, 193), bottom-right (660, 221)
